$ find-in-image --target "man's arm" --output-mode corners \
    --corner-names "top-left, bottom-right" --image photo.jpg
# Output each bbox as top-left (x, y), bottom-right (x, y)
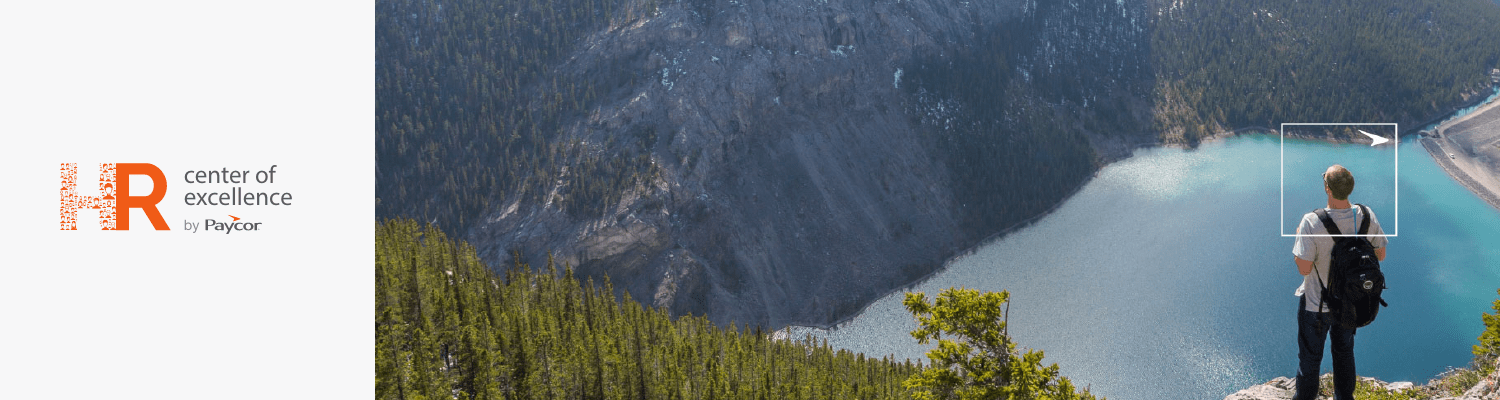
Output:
top-left (1295, 256), bottom-right (1313, 276)
top-left (1293, 220), bottom-right (1314, 276)
top-left (1368, 207), bottom-right (1388, 261)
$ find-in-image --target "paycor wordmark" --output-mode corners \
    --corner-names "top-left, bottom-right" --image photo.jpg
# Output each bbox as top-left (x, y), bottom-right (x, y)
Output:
top-left (204, 218), bottom-right (260, 234)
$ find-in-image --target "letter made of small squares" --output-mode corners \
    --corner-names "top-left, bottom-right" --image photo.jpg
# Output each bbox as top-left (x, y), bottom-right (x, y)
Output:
top-left (59, 163), bottom-right (116, 230)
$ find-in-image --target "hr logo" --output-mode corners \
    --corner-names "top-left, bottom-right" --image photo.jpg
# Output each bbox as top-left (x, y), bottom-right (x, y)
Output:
top-left (59, 163), bottom-right (170, 230)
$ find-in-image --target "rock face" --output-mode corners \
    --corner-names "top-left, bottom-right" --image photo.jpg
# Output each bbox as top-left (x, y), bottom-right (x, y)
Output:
top-left (1223, 376), bottom-right (1421, 400)
top-left (1222, 375), bottom-right (1422, 400)
top-left (467, 0), bottom-right (1153, 328)
top-left (1449, 365), bottom-right (1500, 400)
top-left (1223, 376), bottom-right (1297, 400)
top-left (1224, 360), bottom-right (1500, 400)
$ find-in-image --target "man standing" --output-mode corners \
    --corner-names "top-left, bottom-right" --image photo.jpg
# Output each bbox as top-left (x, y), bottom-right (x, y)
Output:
top-left (1291, 164), bottom-right (1388, 400)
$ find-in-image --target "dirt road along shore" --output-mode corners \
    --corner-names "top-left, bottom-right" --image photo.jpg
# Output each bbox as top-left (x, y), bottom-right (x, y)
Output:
top-left (1423, 92), bottom-right (1500, 210)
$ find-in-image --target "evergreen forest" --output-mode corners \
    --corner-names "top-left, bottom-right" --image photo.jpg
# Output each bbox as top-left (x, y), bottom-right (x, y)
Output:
top-left (377, 219), bottom-right (920, 399)
top-left (1150, 0), bottom-right (1500, 141)
top-left (377, 0), bottom-right (657, 233)
top-left (375, 220), bottom-right (1099, 399)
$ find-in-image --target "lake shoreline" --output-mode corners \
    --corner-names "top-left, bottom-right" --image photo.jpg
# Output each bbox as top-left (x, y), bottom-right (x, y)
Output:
top-left (789, 102), bottom-right (1500, 333)
top-left (1421, 138), bottom-right (1500, 210)
top-left (784, 87), bottom-right (1500, 334)
top-left (1166, 91), bottom-right (1500, 213)
top-left (800, 134), bottom-right (1500, 400)
top-left (1420, 93), bottom-right (1500, 211)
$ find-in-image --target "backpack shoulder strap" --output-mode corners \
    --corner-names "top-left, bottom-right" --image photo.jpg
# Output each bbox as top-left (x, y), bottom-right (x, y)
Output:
top-left (1313, 208), bottom-right (1342, 235)
top-left (1355, 204), bottom-right (1371, 235)
top-left (1307, 208), bottom-right (1334, 311)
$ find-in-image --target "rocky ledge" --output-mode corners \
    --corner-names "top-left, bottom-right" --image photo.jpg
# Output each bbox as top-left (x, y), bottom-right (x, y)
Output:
top-left (1225, 359), bottom-right (1500, 400)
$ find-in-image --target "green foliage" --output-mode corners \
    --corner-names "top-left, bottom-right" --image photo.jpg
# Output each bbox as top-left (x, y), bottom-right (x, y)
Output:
top-left (1475, 288), bottom-right (1500, 375)
top-left (1151, 0), bottom-right (1500, 143)
top-left (1308, 374), bottom-right (1428, 400)
top-left (1351, 379), bottom-right (1427, 400)
top-left (1434, 367), bottom-right (1487, 397)
top-left (376, 219), bottom-right (920, 399)
top-left (377, 0), bottom-right (656, 235)
top-left (901, 288), bottom-right (1098, 400)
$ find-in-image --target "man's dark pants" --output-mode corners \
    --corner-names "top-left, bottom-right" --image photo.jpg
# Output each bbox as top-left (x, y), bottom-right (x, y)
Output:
top-left (1293, 296), bottom-right (1356, 400)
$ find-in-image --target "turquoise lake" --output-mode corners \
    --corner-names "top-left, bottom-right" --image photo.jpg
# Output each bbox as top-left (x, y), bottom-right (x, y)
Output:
top-left (795, 134), bottom-right (1500, 399)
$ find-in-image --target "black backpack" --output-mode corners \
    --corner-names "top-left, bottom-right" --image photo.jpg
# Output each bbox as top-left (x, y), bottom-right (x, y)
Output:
top-left (1313, 204), bottom-right (1388, 329)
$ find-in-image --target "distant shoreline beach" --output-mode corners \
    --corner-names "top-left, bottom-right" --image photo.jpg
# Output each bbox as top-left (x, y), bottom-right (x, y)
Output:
top-left (1421, 92), bottom-right (1500, 211)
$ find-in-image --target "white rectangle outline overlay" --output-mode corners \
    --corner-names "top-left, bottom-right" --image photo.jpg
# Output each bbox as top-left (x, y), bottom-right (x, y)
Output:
top-left (1280, 123), bottom-right (1399, 237)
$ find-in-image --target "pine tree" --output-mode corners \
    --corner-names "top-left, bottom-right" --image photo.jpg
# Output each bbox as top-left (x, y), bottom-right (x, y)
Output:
top-left (1475, 288), bottom-right (1500, 375)
top-left (902, 288), bottom-right (1097, 400)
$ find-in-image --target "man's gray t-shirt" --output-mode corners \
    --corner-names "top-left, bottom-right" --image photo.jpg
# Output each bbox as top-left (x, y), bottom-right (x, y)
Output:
top-left (1292, 205), bottom-right (1387, 312)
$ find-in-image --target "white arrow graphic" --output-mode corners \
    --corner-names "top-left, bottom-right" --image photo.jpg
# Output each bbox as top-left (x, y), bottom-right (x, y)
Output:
top-left (1359, 129), bottom-right (1390, 146)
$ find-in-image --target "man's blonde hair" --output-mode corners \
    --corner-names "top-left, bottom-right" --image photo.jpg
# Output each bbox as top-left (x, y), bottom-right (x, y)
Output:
top-left (1324, 164), bottom-right (1355, 201)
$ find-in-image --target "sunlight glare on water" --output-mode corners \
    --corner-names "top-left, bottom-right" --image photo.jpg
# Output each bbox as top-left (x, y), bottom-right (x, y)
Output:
top-left (794, 134), bottom-right (1500, 400)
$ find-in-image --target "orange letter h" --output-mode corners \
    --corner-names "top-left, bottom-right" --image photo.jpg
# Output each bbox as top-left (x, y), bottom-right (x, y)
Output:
top-left (59, 163), bottom-right (116, 230)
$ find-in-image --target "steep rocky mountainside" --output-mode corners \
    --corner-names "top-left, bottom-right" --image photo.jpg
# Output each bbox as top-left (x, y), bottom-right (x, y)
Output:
top-left (460, 0), bottom-right (1148, 328)
top-left (377, 0), bottom-right (1500, 328)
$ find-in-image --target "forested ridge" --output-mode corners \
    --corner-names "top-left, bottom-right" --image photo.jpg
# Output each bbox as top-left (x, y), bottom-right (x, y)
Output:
top-left (1150, 0), bottom-right (1500, 142)
top-left (377, 0), bottom-right (655, 234)
top-left (376, 219), bottom-right (922, 399)
top-left (376, 220), bottom-right (1100, 399)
